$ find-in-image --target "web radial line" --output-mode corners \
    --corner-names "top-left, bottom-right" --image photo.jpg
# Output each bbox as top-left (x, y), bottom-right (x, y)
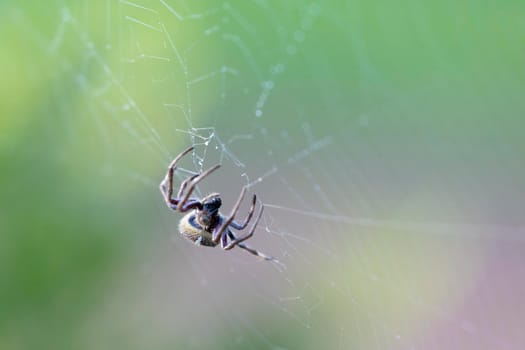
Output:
top-left (62, 10), bottom-right (172, 160)
top-left (120, 0), bottom-right (158, 14)
top-left (159, 0), bottom-right (183, 21)
top-left (160, 21), bottom-right (193, 126)
top-left (264, 204), bottom-right (525, 241)
top-left (125, 16), bottom-right (161, 32)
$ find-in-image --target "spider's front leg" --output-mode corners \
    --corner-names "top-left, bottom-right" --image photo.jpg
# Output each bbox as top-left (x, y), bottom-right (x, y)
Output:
top-left (176, 163), bottom-right (221, 211)
top-left (177, 173), bottom-right (199, 198)
top-left (163, 171), bottom-right (203, 212)
top-left (161, 146), bottom-right (220, 212)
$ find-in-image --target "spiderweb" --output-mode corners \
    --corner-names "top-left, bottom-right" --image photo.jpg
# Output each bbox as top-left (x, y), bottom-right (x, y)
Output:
top-left (7, 0), bottom-right (525, 349)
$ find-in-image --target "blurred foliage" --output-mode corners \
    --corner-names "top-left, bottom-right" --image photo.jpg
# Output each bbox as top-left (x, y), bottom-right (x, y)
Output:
top-left (1, 0), bottom-right (524, 349)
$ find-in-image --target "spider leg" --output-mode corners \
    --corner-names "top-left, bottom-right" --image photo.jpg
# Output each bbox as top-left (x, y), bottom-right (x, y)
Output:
top-left (229, 194), bottom-right (257, 230)
top-left (227, 231), bottom-right (280, 263)
top-left (177, 199), bottom-right (202, 212)
top-left (211, 222), bottom-right (226, 246)
top-left (220, 229), bottom-right (229, 248)
top-left (211, 187), bottom-right (247, 244)
top-left (160, 146), bottom-right (194, 207)
top-left (177, 163), bottom-right (221, 211)
top-left (161, 173), bottom-right (199, 202)
top-left (163, 175), bottom-right (203, 212)
top-left (237, 243), bottom-right (276, 261)
top-left (224, 205), bottom-right (264, 250)
top-left (177, 173), bottom-right (199, 198)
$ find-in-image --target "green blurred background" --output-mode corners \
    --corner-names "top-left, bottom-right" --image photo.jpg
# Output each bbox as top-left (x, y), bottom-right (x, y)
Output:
top-left (1, 1), bottom-right (524, 349)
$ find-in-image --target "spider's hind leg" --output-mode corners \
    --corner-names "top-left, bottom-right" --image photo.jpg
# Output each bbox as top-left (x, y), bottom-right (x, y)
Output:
top-left (224, 205), bottom-right (264, 250)
top-left (227, 231), bottom-right (282, 265)
top-left (230, 194), bottom-right (257, 230)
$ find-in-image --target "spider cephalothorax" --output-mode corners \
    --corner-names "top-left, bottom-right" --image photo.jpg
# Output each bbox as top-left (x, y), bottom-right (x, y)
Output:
top-left (159, 146), bottom-right (279, 262)
top-left (198, 193), bottom-right (222, 228)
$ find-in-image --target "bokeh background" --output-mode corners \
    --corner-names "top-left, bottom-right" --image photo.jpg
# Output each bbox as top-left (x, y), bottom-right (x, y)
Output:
top-left (1, 1), bottom-right (524, 349)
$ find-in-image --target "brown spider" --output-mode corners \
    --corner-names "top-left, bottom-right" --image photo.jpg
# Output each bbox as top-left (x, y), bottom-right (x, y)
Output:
top-left (160, 146), bottom-right (279, 262)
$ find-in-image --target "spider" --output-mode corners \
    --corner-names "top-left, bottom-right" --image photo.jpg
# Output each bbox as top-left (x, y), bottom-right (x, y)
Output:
top-left (160, 146), bottom-right (279, 263)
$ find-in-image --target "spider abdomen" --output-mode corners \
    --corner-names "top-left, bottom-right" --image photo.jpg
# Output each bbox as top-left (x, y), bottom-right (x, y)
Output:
top-left (179, 212), bottom-right (218, 247)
